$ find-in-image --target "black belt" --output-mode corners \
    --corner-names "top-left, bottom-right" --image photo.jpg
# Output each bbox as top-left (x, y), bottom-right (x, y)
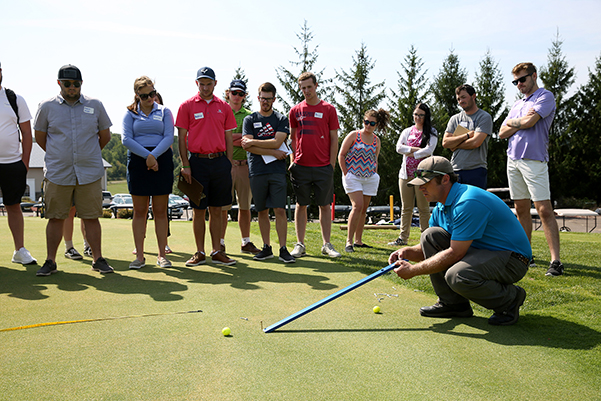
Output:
top-left (511, 252), bottom-right (530, 266)
top-left (191, 152), bottom-right (226, 159)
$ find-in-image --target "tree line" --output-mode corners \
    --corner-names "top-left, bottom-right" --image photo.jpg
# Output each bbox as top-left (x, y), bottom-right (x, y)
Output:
top-left (103, 22), bottom-right (601, 209)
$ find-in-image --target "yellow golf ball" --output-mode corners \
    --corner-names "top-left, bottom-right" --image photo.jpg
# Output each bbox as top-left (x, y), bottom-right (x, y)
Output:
top-left (373, 306), bottom-right (381, 314)
top-left (222, 327), bottom-right (231, 336)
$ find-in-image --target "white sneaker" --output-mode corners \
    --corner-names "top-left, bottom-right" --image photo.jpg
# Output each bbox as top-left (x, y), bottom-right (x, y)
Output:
top-left (12, 247), bottom-right (37, 265)
top-left (157, 256), bottom-right (172, 268)
top-left (290, 242), bottom-right (307, 258)
top-left (321, 242), bottom-right (341, 258)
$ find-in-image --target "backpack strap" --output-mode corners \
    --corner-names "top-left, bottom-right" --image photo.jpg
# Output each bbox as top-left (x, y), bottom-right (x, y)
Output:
top-left (5, 88), bottom-right (22, 141)
top-left (5, 88), bottom-right (19, 124)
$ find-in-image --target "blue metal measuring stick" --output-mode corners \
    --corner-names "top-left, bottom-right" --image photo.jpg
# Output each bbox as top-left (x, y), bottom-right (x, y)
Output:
top-left (263, 263), bottom-right (399, 333)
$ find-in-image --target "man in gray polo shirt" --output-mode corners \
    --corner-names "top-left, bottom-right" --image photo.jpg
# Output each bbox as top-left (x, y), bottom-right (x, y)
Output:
top-left (442, 84), bottom-right (493, 189)
top-left (34, 64), bottom-right (113, 276)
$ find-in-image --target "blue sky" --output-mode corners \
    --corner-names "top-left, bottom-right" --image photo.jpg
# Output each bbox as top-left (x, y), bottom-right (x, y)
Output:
top-left (2, 0), bottom-right (600, 134)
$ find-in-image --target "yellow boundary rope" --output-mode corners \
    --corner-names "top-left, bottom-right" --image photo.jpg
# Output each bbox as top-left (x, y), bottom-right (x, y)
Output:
top-left (1, 309), bottom-right (203, 332)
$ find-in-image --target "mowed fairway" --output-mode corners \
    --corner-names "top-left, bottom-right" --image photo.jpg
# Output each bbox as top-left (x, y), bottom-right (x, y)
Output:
top-left (1, 216), bottom-right (600, 400)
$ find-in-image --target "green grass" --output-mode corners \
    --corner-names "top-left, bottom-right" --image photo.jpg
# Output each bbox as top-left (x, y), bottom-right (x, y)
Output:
top-left (106, 180), bottom-right (128, 196)
top-left (1, 216), bottom-right (600, 400)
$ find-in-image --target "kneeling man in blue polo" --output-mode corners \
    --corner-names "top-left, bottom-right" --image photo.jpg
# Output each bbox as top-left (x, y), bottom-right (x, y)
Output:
top-left (389, 156), bottom-right (531, 325)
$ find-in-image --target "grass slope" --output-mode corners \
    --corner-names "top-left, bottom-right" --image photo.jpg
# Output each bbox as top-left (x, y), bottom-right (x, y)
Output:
top-left (1, 216), bottom-right (600, 400)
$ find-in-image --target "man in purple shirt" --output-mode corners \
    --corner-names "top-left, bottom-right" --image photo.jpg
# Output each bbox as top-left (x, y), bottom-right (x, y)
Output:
top-left (500, 62), bottom-right (562, 277)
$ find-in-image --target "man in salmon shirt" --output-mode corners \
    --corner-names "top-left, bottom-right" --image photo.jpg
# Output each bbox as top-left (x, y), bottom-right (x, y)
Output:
top-left (177, 67), bottom-right (237, 267)
top-left (288, 72), bottom-right (341, 258)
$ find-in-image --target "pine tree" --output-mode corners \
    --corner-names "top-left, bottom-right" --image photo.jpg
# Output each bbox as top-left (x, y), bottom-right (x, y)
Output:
top-left (474, 49), bottom-right (509, 188)
top-left (275, 20), bottom-right (330, 113)
top-left (332, 42), bottom-right (386, 136)
top-left (539, 30), bottom-right (577, 203)
top-left (388, 45), bottom-right (429, 135)
top-left (430, 49), bottom-right (468, 158)
top-left (556, 54), bottom-right (601, 203)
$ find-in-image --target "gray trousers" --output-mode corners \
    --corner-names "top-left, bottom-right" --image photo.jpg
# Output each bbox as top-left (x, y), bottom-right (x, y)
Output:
top-left (421, 227), bottom-right (528, 312)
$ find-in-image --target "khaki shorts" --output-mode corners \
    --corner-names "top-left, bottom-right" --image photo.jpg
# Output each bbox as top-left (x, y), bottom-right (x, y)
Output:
top-left (44, 178), bottom-right (103, 220)
top-left (222, 162), bottom-right (252, 211)
top-left (507, 157), bottom-right (551, 202)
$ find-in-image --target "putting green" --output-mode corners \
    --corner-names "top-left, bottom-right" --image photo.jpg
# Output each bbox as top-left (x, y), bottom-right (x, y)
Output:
top-left (1, 217), bottom-right (600, 400)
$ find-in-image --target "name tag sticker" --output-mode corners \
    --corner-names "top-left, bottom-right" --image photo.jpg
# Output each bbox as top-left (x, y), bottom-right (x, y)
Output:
top-left (253, 122), bottom-right (262, 128)
top-left (152, 114), bottom-right (163, 121)
top-left (83, 107), bottom-right (94, 114)
top-left (460, 121), bottom-right (468, 128)
top-left (194, 112), bottom-right (204, 120)
top-left (314, 112), bottom-right (323, 119)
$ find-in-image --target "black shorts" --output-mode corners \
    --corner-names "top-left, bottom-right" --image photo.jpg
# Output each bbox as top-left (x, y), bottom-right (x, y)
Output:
top-left (0, 161), bottom-right (27, 205)
top-left (127, 148), bottom-right (174, 196)
top-left (289, 163), bottom-right (334, 206)
top-left (249, 173), bottom-right (287, 212)
top-left (189, 155), bottom-right (232, 209)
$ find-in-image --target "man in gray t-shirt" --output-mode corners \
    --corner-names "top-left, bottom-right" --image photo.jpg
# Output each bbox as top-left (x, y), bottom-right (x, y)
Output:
top-left (442, 84), bottom-right (493, 189)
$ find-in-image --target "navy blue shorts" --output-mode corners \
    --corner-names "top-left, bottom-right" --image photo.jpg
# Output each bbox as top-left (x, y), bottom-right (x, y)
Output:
top-left (249, 173), bottom-right (287, 212)
top-left (0, 160), bottom-right (27, 205)
top-left (456, 167), bottom-right (487, 190)
top-left (189, 155), bottom-right (232, 209)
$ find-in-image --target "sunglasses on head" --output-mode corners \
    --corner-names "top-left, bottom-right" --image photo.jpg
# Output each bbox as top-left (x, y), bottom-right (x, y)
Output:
top-left (230, 91), bottom-right (246, 97)
top-left (138, 90), bottom-right (157, 100)
top-left (414, 169), bottom-right (448, 178)
top-left (364, 120), bottom-right (376, 126)
top-left (512, 73), bottom-right (533, 86)
top-left (61, 80), bottom-right (81, 88)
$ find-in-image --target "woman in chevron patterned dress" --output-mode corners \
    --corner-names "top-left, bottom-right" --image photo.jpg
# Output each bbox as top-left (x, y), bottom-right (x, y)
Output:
top-left (338, 108), bottom-right (390, 253)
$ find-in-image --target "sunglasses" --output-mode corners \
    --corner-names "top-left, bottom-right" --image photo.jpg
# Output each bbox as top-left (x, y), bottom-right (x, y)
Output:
top-left (230, 91), bottom-right (246, 97)
top-left (512, 73), bottom-right (533, 86)
top-left (413, 113), bottom-right (426, 118)
top-left (60, 80), bottom-right (81, 88)
top-left (414, 169), bottom-right (448, 178)
top-left (258, 96), bottom-right (275, 102)
top-left (364, 120), bottom-right (376, 126)
top-left (138, 90), bottom-right (157, 100)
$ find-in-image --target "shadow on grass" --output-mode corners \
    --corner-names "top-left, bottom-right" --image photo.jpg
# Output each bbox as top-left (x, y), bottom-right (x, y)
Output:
top-left (274, 315), bottom-right (601, 350)
top-left (0, 264), bottom-right (188, 302)
top-left (130, 253), bottom-right (340, 292)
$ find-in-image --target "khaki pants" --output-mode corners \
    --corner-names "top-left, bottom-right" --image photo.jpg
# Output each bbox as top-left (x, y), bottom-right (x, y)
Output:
top-left (399, 178), bottom-right (430, 241)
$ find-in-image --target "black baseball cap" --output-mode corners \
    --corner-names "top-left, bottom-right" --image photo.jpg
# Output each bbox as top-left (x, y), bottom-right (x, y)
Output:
top-left (58, 64), bottom-right (82, 81)
top-left (229, 79), bottom-right (246, 93)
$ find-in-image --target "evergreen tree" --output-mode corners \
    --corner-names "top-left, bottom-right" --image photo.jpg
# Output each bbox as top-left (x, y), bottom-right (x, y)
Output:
top-left (275, 20), bottom-right (330, 113)
top-left (539, 30), bottom-right (577, 203)
top-left (102, 134), bottom-right (127, 180)
top-left (474, 49), bottom-right (509, 188)
top-left (430, 49), bottom-right (468, 158)
top-left (388, 45), bottom-right (429, 134)
top-left (332, 42), bottom-right (386, 135)
top-left (556, 54), bottom-right (601, 203)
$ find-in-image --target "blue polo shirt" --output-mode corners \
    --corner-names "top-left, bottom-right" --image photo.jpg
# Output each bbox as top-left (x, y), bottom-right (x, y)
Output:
top-left (430, 183), bottom-right (532, 259)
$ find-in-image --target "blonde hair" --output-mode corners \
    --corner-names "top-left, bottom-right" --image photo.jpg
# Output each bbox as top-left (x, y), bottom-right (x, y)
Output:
top-left (127, 75), bottom-right (154, 114)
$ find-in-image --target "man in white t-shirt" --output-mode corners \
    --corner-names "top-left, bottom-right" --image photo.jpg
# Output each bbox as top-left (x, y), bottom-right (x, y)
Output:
top-left (0, 62), bottom-right (37, 265)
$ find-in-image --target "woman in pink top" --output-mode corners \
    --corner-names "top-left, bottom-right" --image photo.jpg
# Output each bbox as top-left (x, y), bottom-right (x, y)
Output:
top-left (338, 109), bottom-right (389, 252)
top-left (389, 103), bottom-right (438, 246)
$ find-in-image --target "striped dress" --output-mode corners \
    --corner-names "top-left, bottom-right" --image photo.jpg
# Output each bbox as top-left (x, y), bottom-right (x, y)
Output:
top-left (345, 131), bottom-right (377, 178)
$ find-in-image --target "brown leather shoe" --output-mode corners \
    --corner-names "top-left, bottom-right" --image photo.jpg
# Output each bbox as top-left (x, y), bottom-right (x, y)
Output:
top-left (185, 251), bottom-right (206, 266)
top-left (211, 250), bottom-right (236, 266)
top-left (241, 241), bottom-right (261, 254)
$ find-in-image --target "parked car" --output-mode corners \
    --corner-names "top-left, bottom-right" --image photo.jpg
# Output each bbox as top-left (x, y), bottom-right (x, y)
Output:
top-left (102, 191), bottom-right (113, 208)
top-left (148, 196), bottom-right (184, 219)
top-left (169, 194), bottom-right (189, 208)
top-left (109, 194), bottom-right (133, 217)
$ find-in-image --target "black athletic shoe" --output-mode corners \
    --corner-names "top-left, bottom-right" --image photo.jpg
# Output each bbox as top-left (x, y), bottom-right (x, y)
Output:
top-left (91, 257), bottom-right (114, 274)
top-left (278, 246), bottom-right (296, 263)
top-left (65, 247), bottom-right (83, 260)
top-left (419, 302), bottom-right (473, 318)
top-left (344, 244), bottom-right (354, 253)
top-left (489, 286), bottom-right (527, 326)
top-left (254, 244), bottom-right (274, 260)
top-left (546, 260), bottom-right (564, 277)
top-left (36, 259), bottom-right (58, 276)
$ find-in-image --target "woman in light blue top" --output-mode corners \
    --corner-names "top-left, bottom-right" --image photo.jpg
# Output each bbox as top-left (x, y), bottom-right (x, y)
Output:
top-left (122, 76), bottom-right (174, 269)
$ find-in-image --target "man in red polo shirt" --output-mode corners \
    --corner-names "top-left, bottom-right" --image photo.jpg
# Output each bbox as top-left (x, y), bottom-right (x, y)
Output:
top-left (177, 67), bottom-right (237, 266)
